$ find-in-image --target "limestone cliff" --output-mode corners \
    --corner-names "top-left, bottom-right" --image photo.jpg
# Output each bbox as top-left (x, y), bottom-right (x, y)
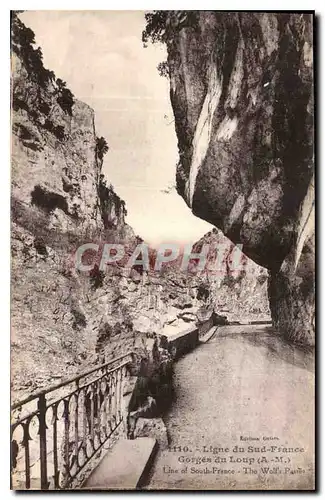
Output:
top-left (11, 13), bottom-right (136, 400)
top-left (190, 229), bottom-right (270, 323)
top-left (151, 11), bottom-right (314, 345)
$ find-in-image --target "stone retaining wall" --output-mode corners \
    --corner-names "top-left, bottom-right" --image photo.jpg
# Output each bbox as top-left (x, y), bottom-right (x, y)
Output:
top-left (166, 326), bottom-right (200, 359)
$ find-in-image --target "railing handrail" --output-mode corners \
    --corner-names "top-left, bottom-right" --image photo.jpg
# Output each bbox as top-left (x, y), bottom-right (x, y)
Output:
top-left (11, 351), bottom-right (134, 411)
top-left (11, 350), bottom-right (134, 490)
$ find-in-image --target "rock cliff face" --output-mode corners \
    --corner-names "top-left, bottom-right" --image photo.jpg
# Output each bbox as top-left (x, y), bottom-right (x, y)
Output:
top-left (190, 229), bottom-right (270, 323)
top-left (11, 13), bottom-right (136, 400)
top-left (163, 12), bottom-right (314, 345)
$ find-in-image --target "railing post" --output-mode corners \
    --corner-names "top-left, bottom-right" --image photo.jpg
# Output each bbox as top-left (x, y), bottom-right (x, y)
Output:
top-left (120, 365), bottom-right (128, 435)
top-left (52, 404), bottom-right (60, 488)
top-left (11, 352), bottom-right (134, 490)
top-left (38, 394), bottom-right (49, 490)
top-left (63, 398), bottom-right (71, 485)
top-left (22, 422), bottom-right (31, 489)
top-left (74, 381), bottom-right (79, 475)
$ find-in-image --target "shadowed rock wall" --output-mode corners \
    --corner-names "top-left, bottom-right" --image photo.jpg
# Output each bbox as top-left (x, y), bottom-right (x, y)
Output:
top-left (165, 12), bottom-right (314, 345)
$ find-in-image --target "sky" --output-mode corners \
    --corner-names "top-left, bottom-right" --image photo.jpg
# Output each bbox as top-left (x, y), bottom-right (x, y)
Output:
top-left (21, 11), bottom-right (213, 246)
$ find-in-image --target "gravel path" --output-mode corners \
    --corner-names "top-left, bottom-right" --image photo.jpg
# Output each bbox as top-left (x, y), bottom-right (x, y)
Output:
top-left (146, 325), bottom-right (315, 490)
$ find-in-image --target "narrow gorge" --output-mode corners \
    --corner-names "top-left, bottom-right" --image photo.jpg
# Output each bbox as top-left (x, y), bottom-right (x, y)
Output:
top-left (11, 12), bottom-right (270, 402)
top-left (10, 11), bottom-right (315, 491)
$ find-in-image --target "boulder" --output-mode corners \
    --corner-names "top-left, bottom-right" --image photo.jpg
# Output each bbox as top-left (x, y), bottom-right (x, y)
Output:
top-left (165, 12), bottom-right (314, 345)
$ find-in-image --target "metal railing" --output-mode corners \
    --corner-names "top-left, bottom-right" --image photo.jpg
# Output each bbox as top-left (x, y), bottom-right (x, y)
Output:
top-left (11, 352), bottom-right (134, 490)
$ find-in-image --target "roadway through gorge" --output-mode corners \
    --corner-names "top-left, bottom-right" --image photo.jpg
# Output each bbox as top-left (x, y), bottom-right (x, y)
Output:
top-left (145, 325), bottom-right (315, 491)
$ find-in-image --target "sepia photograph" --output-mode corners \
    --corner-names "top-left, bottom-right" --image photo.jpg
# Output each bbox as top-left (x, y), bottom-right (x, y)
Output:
top-left (10, 10), bottom-right (315, 491)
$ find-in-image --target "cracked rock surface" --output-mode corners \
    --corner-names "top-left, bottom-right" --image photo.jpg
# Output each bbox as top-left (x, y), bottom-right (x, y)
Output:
top-left (166, 12), bottom-right (314, 345)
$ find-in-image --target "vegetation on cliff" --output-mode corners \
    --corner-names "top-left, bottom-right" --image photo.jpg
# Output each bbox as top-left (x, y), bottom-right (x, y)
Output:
top-left (11, 11), bottom-right (75, 123)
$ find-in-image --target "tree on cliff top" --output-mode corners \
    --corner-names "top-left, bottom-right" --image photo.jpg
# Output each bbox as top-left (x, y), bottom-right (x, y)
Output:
top-left (143, 11), bottom-right (201, 46)
top-left (55, 78), bottom-right (74, 116)
top-left (142, 11), bottom-right (170, 77)
top-left (11, 11), bottom-right (55, 87)
top-left (142, 11), bottom-right (198, 78)
top-left (96, 136), bottom-right (109, 164)
top-left (11, 12), bottom-right (75, 115)
top-left (142, 11), bottom-right (168, 46)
